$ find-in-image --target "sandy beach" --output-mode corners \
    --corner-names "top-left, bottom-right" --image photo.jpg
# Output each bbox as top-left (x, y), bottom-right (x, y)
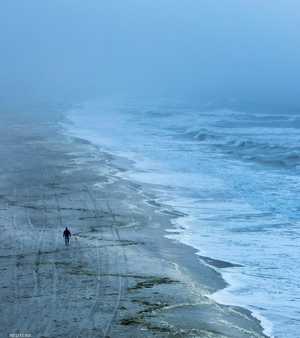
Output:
top-left (0, 111), bottom-right (268, 338)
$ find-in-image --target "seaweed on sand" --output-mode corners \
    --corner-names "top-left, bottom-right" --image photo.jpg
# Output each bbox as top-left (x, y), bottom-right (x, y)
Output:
top-left (120, 315), bottom-right (172, 334)
top-left (128, 276), bottom-right (178, 291)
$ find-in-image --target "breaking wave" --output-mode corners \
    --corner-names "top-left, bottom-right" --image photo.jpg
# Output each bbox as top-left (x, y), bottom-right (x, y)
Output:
top-left (182, 127), bottom-right (300, 169)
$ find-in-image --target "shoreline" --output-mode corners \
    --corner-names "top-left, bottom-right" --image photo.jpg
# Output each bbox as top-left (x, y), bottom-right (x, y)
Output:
top-left (63, 114), bottom-right (271, 337)
top-left (108, 153), bottom-right (274, 338)
top-left (209, 268), bottom-right (274, 338)
top-left (64, 109), bottom-right (273, 338)
top-left (0, 111), bottom-right (269, 337)
top-left (156, 194), bottom-right (274, 338)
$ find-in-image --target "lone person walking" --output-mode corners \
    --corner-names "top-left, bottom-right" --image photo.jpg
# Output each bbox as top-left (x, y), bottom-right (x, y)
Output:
top-left (63, 227), bottom-right (71, 246)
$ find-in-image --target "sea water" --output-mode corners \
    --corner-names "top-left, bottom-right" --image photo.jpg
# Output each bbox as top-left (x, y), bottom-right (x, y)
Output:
top-left (66, 99), bottom-right (300, 338)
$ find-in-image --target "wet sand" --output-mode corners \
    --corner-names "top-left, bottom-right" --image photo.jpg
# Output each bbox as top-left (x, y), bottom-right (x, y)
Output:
top-left (0, 112), bottom-right (268, 337)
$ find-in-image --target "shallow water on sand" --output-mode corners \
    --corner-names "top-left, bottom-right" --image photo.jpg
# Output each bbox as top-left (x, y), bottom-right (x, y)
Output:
top-left (66, 99), bottom-right (300, 338)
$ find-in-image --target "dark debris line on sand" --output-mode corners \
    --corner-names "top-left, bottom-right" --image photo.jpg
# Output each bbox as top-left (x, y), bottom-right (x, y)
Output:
top-left (0, 114), bottom-right (269, 338)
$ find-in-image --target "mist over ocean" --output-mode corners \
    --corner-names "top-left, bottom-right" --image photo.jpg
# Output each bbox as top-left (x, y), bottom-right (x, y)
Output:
top-left (1, 1), bottom-right (300, 109)
top-left (67, 99), bottom-right (300, 338)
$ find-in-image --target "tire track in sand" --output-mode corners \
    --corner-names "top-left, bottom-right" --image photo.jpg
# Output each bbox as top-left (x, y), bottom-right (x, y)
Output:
top-left (104, 200), bottom-right (129, 337)
top-left (34, 187), bottom-right (59, 338)
top-left (8, 186), bottom-right (32, 334)
top-left (6, 187), bottom-right (48, 336)
top-left (85, 187), bottom-right (127, 338)
top-left (83, 186), bottom-right (106, 338)
top-left (28, 188), bottom-right (58, 337)
top-left (24, 189), bottom-right (52, 336)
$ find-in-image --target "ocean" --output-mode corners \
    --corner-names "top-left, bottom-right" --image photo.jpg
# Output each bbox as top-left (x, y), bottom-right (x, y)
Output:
top-left (66, 98), bottom-right (300, 338)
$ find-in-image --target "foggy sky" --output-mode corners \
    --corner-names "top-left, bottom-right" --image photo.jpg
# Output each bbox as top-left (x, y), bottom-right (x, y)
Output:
top-left (1, 0), bottom-right (299, 108)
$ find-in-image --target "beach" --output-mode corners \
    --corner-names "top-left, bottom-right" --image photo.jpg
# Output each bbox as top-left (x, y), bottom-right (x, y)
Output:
top-left (0, 111), bottom-right (268, 338)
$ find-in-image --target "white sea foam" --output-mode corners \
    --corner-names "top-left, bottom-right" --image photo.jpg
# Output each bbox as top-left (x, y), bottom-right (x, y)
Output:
top-left (210, 271), bottom-right (274, 338)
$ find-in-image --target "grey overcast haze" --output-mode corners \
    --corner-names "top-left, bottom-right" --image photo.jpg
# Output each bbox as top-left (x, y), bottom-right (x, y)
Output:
top-left (0, 0), bottom-right (299, 108)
